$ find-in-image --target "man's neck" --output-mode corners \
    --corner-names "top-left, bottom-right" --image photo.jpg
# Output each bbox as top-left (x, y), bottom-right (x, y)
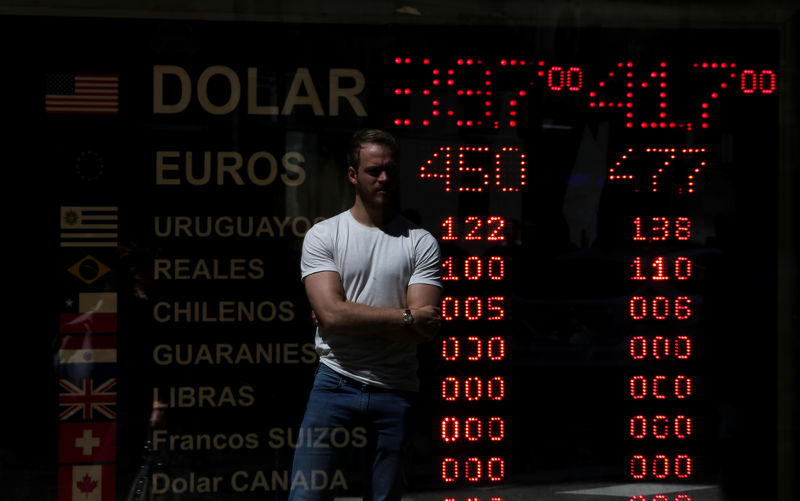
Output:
top-left (350, 200), bottom-right (394, 228)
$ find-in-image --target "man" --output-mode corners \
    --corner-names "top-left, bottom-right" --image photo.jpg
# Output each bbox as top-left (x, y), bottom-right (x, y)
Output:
top-left (288, 129), bottom-right (443, 501)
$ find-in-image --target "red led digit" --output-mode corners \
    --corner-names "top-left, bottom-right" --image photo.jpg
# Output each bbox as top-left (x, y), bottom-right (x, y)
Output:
top-left (653, 375), bottom-right (668, 399)
top-left (488, 457), bottom-right (505, 482)
top-left (588, 61), bottom-right (634, 114)
top-left (630, 297), bottom-right (647, 319)
top-left (652, 297), bottom-right (669, 320)
top-left (489, 417), bottom-right (505, 441)
top-left (488, 376), bottom-right (505, 400)
top-left (652, 217), bottom-right (669, 240)
top-left (442, 296), bottom-right (458, 321)
top-left (442, 337), bottom-right (459, 361)
top-left (674, 257), bottom-right (692, 279)
top-left (488, 336), bottom-right (506, 361)
top-left (675, 336), bottom-right (692, 359)
top-left (466, 457), bottom-right (481, 482)
top-left (464, 297), bottom-right (483, 320)
top-left (465, 376), bottom-right (483, 401)
top-left (633, 217), bottom-right (647, 241)
top-left (630, 415), bottom-right (647, 438)
top-left (675, 217), bottom-right (691, 240)
top-left (442, 458), bottom-right (457, 482)
top-left (654, 455), bottom-right (669, 479)
top-left (488, 256), bottom-right (505, 280)
top-left (630, 336), bottom-right (647, 359)
top-left (467, 336), bottom-right (482, 361)
top-left (441, 417), bottom-right (459, 442)
top-left (493, 148), bottom-right (527, 192)
top-left (653, 336), bottom-right (669, 359)
top-left (465, 217), bottom-right (483, 240)
top-left (465, 256), bottom-right (482, 280)
top-left (741, 69), bottom-right (768, 94)
top-left (442, 256), bottom-right (458, 281)
top-left (442, 377), bottom-right (459, 401)
top-left (675, 375), bottom-right (692, 399)
top-left (759, 70), bottom-right (776, 93)
top-left (631, 257), bottom-right (645, 280)
top-left (487, 216), bottom-right (505, 241)
top-left (651, 257), bottom-right (668, 280)
top-left (676, 455), bottom-right (693, 478)
top-left (631, 455), bottom-right (647, 479)
top-left (675, 415), bottom-right (692, 439)
top-left (653, 415), bottom-right (669, 439)
top-left (487, 296), bottom-right (505, 320)
top-left (631, 375), bottom-right (647, 399)
top-left (465, 417), bottom-right (482, 441)
top-left (442, 216), bottom-right (457, 240)
top-left (675, 296), bottom-right (692, 319)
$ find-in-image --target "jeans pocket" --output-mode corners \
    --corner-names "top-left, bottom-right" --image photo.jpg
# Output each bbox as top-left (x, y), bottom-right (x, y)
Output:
top-left (312, 364), bottom-right (344, 391)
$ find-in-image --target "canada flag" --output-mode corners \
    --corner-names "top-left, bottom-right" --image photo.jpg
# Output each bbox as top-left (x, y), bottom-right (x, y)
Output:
top-left (58, 465), bottom-right (115, 501)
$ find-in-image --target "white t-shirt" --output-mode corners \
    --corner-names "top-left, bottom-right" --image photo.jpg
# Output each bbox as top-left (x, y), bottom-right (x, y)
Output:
top-left (300, 209), bottom-right (442, 391)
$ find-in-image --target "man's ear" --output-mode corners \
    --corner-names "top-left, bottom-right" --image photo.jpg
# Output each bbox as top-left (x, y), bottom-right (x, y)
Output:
top-left (347, 165), bottom-right (358, 185)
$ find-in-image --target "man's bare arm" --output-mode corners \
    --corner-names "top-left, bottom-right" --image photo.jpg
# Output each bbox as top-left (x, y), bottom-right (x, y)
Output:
top-left (304, 271), bottom-right (442, 343)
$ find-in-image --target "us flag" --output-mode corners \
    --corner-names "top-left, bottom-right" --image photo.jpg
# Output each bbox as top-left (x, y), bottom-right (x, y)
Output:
top-left (45, 74), bottom-right (119, 114)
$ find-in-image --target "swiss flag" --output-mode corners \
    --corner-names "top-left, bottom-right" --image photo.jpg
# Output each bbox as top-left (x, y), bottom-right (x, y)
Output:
top-left (58, 465), bottom-right (115, 501)
top-left (58, 422), bottom-right (116, 463)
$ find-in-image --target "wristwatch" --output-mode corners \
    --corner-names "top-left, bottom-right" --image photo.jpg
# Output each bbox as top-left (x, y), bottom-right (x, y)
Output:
top-left (402, 309), bottom-right (414, 326)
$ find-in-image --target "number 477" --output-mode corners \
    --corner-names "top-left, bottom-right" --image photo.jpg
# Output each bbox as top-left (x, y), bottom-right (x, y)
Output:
top-left (608, 146), bottom-right (707, 194)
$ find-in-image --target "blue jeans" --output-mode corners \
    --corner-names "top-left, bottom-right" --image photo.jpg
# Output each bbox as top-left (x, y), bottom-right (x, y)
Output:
top-left (287, 364), bottom-right (415, 501)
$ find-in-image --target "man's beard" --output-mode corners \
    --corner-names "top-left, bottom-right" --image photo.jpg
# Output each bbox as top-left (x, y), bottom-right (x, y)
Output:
top-left (357, 183), bottom-right (396, 213)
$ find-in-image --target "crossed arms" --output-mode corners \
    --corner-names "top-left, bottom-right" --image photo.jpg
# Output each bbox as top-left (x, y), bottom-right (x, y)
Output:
top-left (303, 270), bottom-right (443, 344)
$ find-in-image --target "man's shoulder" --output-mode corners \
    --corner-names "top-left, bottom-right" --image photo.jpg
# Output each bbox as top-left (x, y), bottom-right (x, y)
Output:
top-left (305, 210), bottom-right (349, 236)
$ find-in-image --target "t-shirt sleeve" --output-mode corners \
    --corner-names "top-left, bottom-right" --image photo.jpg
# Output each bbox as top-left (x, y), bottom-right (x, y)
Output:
top-left (300, 223), bottom-right (339, 280)
top-left (409, 231), bottom-right (443, 287)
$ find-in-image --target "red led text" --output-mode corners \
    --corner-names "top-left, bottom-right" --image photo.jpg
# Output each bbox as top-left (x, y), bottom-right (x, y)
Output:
top-left (629, 415), bottom-right (693, 439)
top-left (631, 256), bottom-right (692, 281)
top-left (441, 416), bottom-right (505, 443)
top-left (441, 376), bottom-right (506, 402)
top-left (629, 375), bottom-right (692, 400)
top-left (441, 457), bottom-right (505, 483)
top-left (630, 497), bottom-right (692, 501)
top-left (629, 335), bottom-right (692, 360)
top-left (420, 146), bottom-right (527, 192)
top-left (630, 454), bottom-right (693, 479)
top-left (629, 296), bottom-right (692, 320)
top-left (441, 216), bottom-right (505, 241)
top-left (610, 147), bottom-right (706, 194)
top-left (442, 256), bottom-right (505, 281)
top-left (441, 336), bottom-right (506, 362)
top-left (442, 296), bottom-right (505, 321)
top-left (633, 217), bottom-right (691, 242)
